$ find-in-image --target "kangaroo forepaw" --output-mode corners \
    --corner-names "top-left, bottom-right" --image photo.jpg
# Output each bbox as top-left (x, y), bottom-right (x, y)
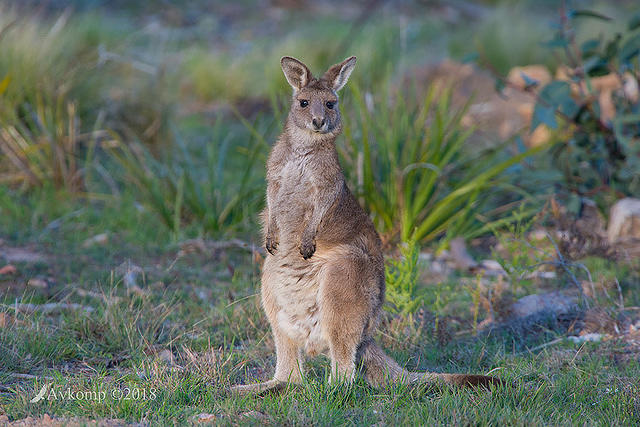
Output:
top-left (266, 235), bottom-right (279, 255)
top-left (299, 238), bottom-right (316, 259)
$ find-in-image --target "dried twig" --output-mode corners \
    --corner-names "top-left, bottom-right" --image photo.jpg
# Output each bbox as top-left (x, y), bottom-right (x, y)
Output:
top-left (179, 238), bottom-right (265, 256)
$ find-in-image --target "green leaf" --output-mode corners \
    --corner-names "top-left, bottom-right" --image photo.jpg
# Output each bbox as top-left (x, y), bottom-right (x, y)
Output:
top-left (532, 104), bottom-right (557, 129)
top-left (620, 32), bottom-right (640, 63)
top-left (520, 72), bottom-right (540, 89)
top-left (583, 56), bottom-right (606, 75)
top-left (604, 34), bottom-right (622, 59)
top-left (542, 35), bottom-right (569, 49)
top-left (538, 81), bottom-right (579, 119)
top-left (571, 9), bottom-right (613, 21)
top-left (629, 12), bottom-right (640, 31)
top-left (581, 39), bottom-right (601, 56)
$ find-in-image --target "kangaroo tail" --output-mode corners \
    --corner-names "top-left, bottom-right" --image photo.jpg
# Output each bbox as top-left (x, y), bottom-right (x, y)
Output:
top-left (359, 338), bottom-right (503, 389)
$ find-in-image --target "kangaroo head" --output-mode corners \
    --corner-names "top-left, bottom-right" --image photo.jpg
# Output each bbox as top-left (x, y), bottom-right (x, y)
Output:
top-left (281, 56), bottom-right (356, 137)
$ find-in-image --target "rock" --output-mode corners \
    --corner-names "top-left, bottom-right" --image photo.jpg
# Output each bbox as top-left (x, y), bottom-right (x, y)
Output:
top-left (0, 264), bottom-right (17, 275)
top-left (622, 72), bottom-right (639, 103)
top-left (406, 60), bottom-right (533, 144)
top-left (478, 260), bottom-right (507, 276)
top-left (607, 198), bottom-right (640, 244)
top-left (27, 278), bottom-right (49, 289)
top-left (510, 291), bottom-right (578, 319)
top-left (158, 349), bottom-right (175, 365)
top-left (590, 73), bottom-right (622, 92)
top-left (193, 413), bottom-right (218, 423)
top-left (116, 261), bottom-right (144, 291)
top-left (528, 124), bottom-right (551, 147)
top-left (82, 233), bottom-right (109, 248)
top-left (449, 237), bottom-right (478, 271)
top-left (568, 333), bottom-right (603, 343)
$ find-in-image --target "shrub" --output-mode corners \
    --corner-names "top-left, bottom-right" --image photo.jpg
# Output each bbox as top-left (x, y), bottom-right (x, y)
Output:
top-left (505, 8), bottom-right (640, 210)
top-left (385, 240), bottom-right (423, 316)
top-left (340, 83), bottom-right (542, 247)
top-left (107, 119), bottom-right (266, 237)
top-left (0, 94), bottom-right (90, 192)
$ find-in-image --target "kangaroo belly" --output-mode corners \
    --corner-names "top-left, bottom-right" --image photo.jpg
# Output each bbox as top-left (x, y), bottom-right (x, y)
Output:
top-left (263, 253), bottom-right (328, 356)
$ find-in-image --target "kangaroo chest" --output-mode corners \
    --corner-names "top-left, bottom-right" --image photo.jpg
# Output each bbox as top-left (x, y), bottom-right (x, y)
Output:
top-left (266, 149), bottom-right (334, 356)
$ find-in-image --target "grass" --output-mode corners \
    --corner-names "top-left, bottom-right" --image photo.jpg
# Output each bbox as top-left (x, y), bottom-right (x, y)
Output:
top-left (0, 188), bottom-right (639, 425)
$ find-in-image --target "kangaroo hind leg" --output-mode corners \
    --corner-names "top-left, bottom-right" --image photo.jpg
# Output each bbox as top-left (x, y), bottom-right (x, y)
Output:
top-left (320, 252), bottom-right (373, 384)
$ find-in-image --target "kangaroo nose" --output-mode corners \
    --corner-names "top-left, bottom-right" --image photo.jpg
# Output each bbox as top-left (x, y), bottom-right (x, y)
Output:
top-left (312, 117), bottom-right (325, 129)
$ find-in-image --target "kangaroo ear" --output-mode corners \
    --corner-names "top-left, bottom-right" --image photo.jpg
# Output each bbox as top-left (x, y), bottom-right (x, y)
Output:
top-left (322, 56), bottom-right (357, 91)
top-left (281, 56), bottom-right (312, 91)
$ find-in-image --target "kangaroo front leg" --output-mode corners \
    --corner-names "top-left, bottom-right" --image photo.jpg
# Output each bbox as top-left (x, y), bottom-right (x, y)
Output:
top-left (300, 178), bottom-right (342, 259)
top-left (265, 181), bottom-right (280, 255)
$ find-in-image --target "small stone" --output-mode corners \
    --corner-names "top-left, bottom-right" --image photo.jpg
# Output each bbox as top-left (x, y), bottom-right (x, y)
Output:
top-left (478, 260), bottom-right (507, 276)
top-left (0, 264), bottom-right (16, 275)
top-left (569, 333), bottom-right (603, 343)
top-left (158, 349), bottom-right (174, 365)
top-left (510, 291), bottom-right (578, 319)
top-left (194, 413), bottom-right (218, 423)
top-left (82, 233), bottom-right (109, 248)
top-left (608, 198), bottom-right (640, 244)
top-left (27, 278), bottom-right (49, 289)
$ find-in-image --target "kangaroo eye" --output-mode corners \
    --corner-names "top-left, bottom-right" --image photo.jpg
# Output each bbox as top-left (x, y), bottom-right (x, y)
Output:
top-left (299, 100), bottom-right (309, 108)
top-left (326, 101), bottom-right (335, 109)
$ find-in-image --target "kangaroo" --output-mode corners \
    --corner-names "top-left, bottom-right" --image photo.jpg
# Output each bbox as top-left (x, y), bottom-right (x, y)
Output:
top-left (231, 56), bottom-right (501, 394)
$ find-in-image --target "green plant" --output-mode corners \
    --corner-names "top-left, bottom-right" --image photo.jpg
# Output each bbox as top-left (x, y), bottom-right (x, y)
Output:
top-left (107, 120), bottom-right (265, 237)
top-left (491, 205), bottom-right (540, 295)
top-left (0, 94), bottom-right (94, 192)
top-left (520, 8), bottom-right (640, 209)
top-left (341, 83), bottom-right (542, 247)
top-left (385, 240), bottom-right (423, 316)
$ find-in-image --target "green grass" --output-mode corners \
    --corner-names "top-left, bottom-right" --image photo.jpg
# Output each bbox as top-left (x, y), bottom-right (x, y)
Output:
top-left (1, 188), bottom-right (639, 425)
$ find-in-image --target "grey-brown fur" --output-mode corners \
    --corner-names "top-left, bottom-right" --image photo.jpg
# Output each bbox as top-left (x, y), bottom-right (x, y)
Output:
top-left (231, 56), bottom-right (501, 394)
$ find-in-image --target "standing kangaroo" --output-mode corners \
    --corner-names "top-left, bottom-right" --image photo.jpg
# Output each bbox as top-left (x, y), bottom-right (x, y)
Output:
top-left (231, 56), bottom-right (501, 394)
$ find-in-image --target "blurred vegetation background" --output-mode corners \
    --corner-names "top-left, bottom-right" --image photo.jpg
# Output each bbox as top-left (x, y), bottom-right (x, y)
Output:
top-left (1, 0), bottom-right (638, 245)
top-left (0, 0), bottom-right (634, 234)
